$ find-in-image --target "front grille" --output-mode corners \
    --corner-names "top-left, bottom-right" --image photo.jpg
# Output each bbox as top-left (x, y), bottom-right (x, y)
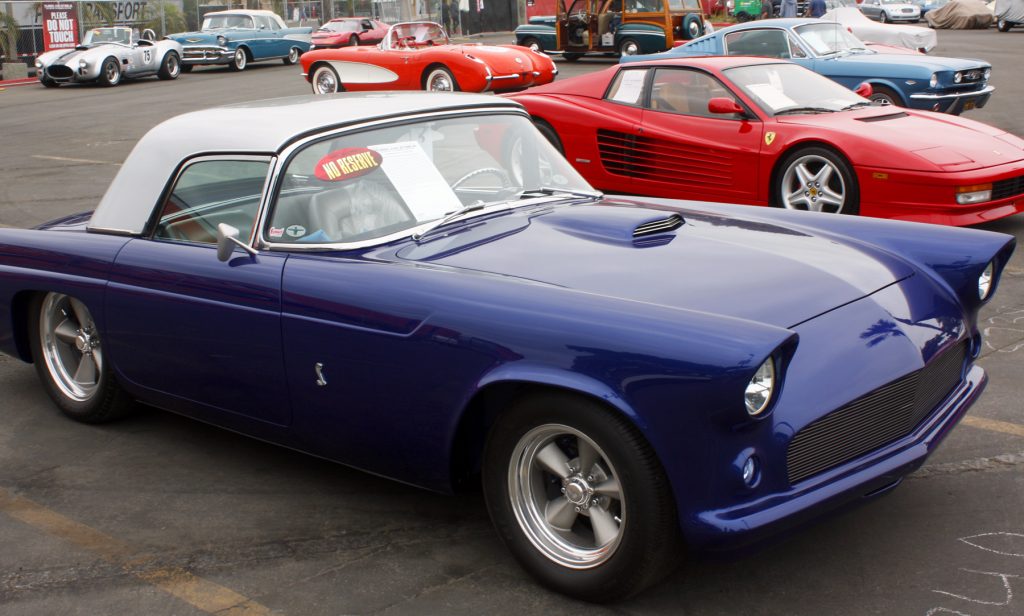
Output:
top-left (786, 341), bottom-right (967, 484)
top-left (46, 65), bottom-right (73, 78)
top-left (634, 214), bottom-right (682, 237)
top-left (992, 174), bottom-right (1024, 201)
top-left (963, 69), bottom-right (985, 82)
top-left (596, 129), bottom-right (733, 188)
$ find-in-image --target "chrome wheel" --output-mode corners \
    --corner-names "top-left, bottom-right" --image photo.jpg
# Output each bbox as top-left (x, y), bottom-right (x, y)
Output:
top-left (101, 58), bottom-right (121, 86)
top-left (425, 67), bottom-right (455, 91)
top-left (312, 65), bottom-right (340, 94)
top-left (167, 53), bottom-right (180, 77)
top-left (231, 48), bottom-right (247, 71)
top-left (287, 47), bottom-right (300, 64)
top-left (780, 154), bottom-right (848, 213)
top-left (39, 293), bottom-right (102, 402)
top-left (618, 39), bottom-right (639, 56)
top-left (508, 424), bottom-right (625, 569)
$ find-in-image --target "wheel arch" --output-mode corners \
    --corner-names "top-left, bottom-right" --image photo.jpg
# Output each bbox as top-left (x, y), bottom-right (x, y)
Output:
top-left (8, 290), bottom-right (40, 362)
top-left (864, 80), bottom-right (908, 106)
top-left (768, 139), bottom-right (855, 207)
top-left (448, 369), bottom-right (647, 492)
top-left (233, 44), bottom-right (253, 61)
top-left (421, 62), bottom-right (454, 89)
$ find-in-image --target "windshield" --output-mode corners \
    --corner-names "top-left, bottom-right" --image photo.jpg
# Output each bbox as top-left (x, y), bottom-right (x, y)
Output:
top-left (265, 114), bottom-right (594, 245)
top-left (202, 14), bottom-right (254, 30)
top-left (320, 20), bottom-right (361, 32)
top-left (726, 63), bottom-right (866, 114)
top-left (82, 28), bottom-right (132, 45)
top-left (794, 22), bottom-right (868, 55)
top-left (385, 22), bottom-right (448, 49)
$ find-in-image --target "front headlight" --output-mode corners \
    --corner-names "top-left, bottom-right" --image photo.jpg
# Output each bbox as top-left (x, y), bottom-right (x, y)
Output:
top-left (954, 71), bottom-right (963, 84)
top-left (78, 59), bottom-right (88, 69)
top-left (744, 358), bottom-right (775, 417)
top-left (217, 35), bottom-right (226, 46)
top-left (979, 261), bottom-right (994, 300)
top-left (35, 60), bottom-right (42, 68)
top-left (956, 183), bottom-right (992, 205)
top-left (929, 73), bottom-right (938, 88)
top-left (983, 68), bottom-right (991, 80)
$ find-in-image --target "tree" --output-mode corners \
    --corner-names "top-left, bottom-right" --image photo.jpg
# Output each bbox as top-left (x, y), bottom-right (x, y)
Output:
top-left (141, 0), bottom-right (187, 36)
top-left (1, 4), bottom-right (19, 64)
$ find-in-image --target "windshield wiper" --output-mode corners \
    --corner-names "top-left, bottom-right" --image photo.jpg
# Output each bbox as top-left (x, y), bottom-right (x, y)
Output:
top-left (516, 186), bottom-right (603, 200)
top-left (775, 106), bottom-right (837, 115)
top-left (411, 203), bottom-right (490, 242)
top-left (840, 101), bottom-right (872, 111)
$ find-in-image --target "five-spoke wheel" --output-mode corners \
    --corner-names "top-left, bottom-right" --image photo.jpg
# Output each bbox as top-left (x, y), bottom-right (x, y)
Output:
top-left (30, 292), bottom-right (131, 423)
top-left (99, 57), bottom-right (121, 87)
top-left (776, 147), bottom-right (859, 215)
top-left (483, 393), bottom-right (680, 601)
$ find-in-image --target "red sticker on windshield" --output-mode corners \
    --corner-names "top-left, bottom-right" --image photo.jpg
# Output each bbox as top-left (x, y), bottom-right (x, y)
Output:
top-left (314, 147), bottom-right (383, 182)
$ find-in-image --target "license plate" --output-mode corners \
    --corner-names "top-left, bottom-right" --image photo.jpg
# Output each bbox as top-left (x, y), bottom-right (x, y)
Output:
top-left (964, 100), bottom-right (976, 111)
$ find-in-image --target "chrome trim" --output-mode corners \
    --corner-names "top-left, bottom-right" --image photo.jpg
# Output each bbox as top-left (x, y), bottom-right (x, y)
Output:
top-left (910, 85), bottom-right (994, 101)
top-left (490, 74), bottom-right (523, 81)
top-left (254, 106), bottom-right (534, 253)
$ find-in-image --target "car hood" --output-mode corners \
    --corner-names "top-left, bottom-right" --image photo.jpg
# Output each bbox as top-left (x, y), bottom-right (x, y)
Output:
top-left (455, 44), bottom-right (542, 72)
top-left (169, 30), bottom-right (231, 43)
top-left (396, 200), bottom-right (915, 329)
top-left (776, 108), bottom-right (1024, 171)
top-left (826, 51), bottom-right (989, 72)
top-left (36, 45), bottom-right (110, 65)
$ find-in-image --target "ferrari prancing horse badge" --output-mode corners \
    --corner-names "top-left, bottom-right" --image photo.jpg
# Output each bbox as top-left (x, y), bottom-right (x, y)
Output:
top-left (765, 132), bottom-right (776, 146)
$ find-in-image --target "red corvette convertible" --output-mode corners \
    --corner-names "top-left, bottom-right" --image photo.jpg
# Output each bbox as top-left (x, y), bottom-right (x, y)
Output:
top-left (310, 17), bottom-right (389, 48)
top-left (302, 21), bottom-right (557, 94)
top-left (506, 57), bottom-right (1024, 226)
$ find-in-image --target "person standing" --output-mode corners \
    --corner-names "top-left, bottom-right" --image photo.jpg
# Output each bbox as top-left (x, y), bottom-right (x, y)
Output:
top-left (809, 0), bottom-right (826, 17)
top-left (780, 0), bottom-right (797, 17)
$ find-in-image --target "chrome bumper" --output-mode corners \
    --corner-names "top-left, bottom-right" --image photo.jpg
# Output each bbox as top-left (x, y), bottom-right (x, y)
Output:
top-left (182, 46), bottom-right (232, 64)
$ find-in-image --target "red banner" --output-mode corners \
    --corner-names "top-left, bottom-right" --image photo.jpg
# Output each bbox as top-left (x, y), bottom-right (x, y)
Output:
top-left (42, 3), bottom-right (79, 52)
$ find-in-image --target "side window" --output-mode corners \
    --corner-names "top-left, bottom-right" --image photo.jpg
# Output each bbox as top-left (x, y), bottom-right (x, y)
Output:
top-left (153, 159), bottom-right (270, 244)
top-left (255, 15), bottom-right (272, 30)
top-left (724, 29), bottom-right (790, 59)
top-left (648, 68), bottom-right (741, 118)
top-left (605, 68), bottom-right (649, 105)
top-left (625, 0), bottom-right (665, 11)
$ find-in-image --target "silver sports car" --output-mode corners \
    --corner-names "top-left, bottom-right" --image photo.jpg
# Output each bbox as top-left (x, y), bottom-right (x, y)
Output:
top-left (34, 27), bottom-right (184, 87)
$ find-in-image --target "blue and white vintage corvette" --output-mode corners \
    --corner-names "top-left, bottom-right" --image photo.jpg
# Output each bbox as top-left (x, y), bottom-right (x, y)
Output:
top-left (167, 10), bottom-right (312, 71)
top-left (628, 18), bottom-right (993, 114)
top-left (0, 93), bottom-right (1013, 600)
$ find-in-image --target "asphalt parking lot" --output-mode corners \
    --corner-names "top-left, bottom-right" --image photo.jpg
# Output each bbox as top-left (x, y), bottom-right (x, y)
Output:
top-left (0, 28), bottom-right (1023, 615)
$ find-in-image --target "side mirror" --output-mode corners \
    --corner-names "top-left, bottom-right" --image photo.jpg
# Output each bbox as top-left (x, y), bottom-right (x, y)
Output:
top-left (854, 82), bottom-right (873, 98)
top-left (216, 223), bottom-right (257, 262)
top-left (707, 97), bottom-right (745, 116)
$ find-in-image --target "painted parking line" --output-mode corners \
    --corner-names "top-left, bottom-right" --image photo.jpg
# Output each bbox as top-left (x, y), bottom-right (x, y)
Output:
top-left (963, 416), bottom-right (1024, 438)
top-left (0, 487), bottom-right (275, 615)
top-left (31, 154), bottom-right (121, 166)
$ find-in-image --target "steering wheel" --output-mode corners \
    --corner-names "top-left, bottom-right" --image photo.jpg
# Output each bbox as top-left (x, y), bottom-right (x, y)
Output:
top-left (451, 167), bottom-right (514, 191)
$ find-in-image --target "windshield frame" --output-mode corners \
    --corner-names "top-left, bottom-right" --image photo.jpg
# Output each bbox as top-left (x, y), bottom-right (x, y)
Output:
top-left (82, 27), bottom-right (133, 46)
top-left (202, 13), bottom-right (256, 30)
top-left (257, 108), bottom-right (599, 252)
top-left (320, 19), bottom-right (361, 32)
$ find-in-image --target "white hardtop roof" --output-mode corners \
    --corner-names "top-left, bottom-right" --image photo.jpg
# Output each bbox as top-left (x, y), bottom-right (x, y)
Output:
top-left (205, 9), bottom-right (283, 16)
top-left (89, 93), bottom-right (524, 235)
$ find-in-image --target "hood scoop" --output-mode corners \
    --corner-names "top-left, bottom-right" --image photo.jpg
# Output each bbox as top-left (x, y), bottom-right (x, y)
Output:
top-left (541, 206), bottom-right (684, 245)
top-left (857, 112), bottom-right (909, 122)
top-left (634, 214), bottom-right (683, 237)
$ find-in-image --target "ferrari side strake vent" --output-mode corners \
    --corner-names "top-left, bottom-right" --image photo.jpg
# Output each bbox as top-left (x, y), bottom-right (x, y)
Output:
top-left (633, 214), bottom-right (683, 237)
top-left (857, 112), bottom-right (909, 122)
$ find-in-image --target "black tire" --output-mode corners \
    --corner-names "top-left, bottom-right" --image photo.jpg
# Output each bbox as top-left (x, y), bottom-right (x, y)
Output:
top-left (283, 46), bottom-right (301, 65)
top-left (423, 65), bottom-right (459, 91)
top-left (230, 47), bottom-right (248, 71)
top-left (40, 77), bottom-right (59, 88)
top-left (311, 64), bottom-right (344, 94)
top-left (761, 1), bottom-right (774, 18)
top-left (773, 146), bottom-right (860, 215)
top-left (562, 52), bottom-right (583, 61)
top-left (28, 292), bottom-right (133, 423)
top-left (736, 10), bottom-right (753, 21)
top-left (533, 119), bottom-right (564, 155)
top-left (180, 63), bottom-right (193, 73)
top-left (683, 14), bottom-right (703, 39)
top-left (157, 51), bottom-right (180, 80)
top-left (997, 19), bottom-right (1012, 32)
top-left (347, 34), bottom-right (359, 46)
top-left (482, 392), bottom-right (681, 602)
top-left (880, 11), bottom-right (889, 23)
top-left (98, 56), bottom-right (121, 87)
top-left (618, 37), bottom-right (640, 57)
top-left (521, 36), bottom-right (543, 52)
top-left (868, 84), bottom-right (902, 107)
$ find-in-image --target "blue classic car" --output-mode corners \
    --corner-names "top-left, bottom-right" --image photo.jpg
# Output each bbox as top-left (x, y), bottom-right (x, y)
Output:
top-left (168, 10), bottom-right (312, 71)
top-left (0, 94), bottom-right (1013, 600)
top-left (626, 18), bottom-right (994, 114)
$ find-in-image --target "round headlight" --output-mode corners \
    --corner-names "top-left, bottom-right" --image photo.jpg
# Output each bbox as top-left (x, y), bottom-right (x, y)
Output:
top-left (929, 73), bottom-right (938, 88)
top-left (744, 358), bottom-right (775, 417)
top-left (35, 60), bottom-right (42, 68)
top-left (217, 35), bottom-right (226, 46)
top-left (78, 59), bottom-right (88, 69)
top-left (979, 261), bottom-right (994, 300)
top-left (954, 71), bottom-right (962, 83)
top-left (984, 68), bottom-right (991, 80)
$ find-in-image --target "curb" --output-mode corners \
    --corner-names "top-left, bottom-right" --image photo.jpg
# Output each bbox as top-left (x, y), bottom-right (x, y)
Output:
top-left (0, 77), bottom-right (37, 88)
